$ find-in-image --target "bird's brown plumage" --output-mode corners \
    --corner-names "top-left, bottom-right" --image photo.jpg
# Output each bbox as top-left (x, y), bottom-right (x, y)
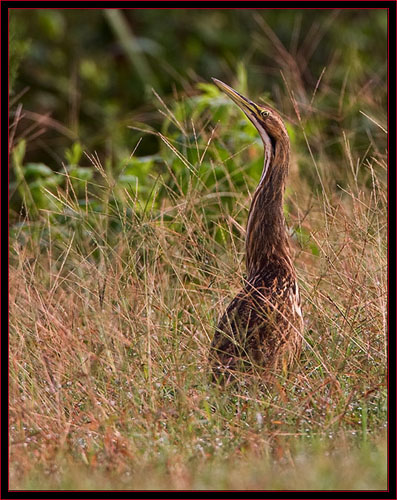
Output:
top-left (209, 79), bottom-right (303, 381)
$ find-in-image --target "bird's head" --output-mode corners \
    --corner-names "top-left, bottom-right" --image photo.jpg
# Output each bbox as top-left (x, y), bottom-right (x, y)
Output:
top-left (212, 78), bottom-right (288, 148)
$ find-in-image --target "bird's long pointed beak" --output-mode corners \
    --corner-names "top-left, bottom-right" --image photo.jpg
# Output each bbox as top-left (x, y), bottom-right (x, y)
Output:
top-left (212, 78), bottom-right (258, 115)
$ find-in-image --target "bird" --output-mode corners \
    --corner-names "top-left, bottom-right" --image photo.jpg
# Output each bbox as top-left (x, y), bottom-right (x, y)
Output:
top-left (209, 78), bottom-right (303, 383)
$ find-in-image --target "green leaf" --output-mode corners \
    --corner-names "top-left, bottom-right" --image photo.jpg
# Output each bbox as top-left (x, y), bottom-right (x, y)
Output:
top-left (24, 163), bottom-right (53, 179)
top-left (65, 142), bottom-right (84, 166)
top-left (68, 166), bottom-right (93, 182)
top-left (12, 140), bottom-right (26, 172)
top-left (197, 82), bottom-right (220, 98)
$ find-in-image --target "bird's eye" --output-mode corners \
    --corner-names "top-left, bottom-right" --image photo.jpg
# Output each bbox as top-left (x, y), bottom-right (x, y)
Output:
top-left (261, 110), bottom-right (270, 118)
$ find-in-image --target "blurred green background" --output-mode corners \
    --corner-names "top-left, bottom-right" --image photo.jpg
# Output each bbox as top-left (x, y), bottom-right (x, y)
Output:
top-left (10, 8), bottom-right (387, 220)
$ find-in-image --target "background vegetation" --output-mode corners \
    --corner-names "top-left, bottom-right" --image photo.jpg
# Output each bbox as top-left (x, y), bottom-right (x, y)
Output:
top-left (9, 8), bottom-right (387, 490)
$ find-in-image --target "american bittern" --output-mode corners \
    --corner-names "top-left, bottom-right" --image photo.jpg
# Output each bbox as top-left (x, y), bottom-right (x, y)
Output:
top-left (210, 78), bottom-right (303, 382)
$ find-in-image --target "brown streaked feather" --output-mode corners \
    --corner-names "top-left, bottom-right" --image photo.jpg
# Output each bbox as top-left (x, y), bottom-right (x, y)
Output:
top-left (211, 259), bottom-right (303, 380)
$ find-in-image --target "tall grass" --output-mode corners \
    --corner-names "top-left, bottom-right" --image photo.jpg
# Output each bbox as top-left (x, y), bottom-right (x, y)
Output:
top-left (9, 75), bottom-right (387, 490)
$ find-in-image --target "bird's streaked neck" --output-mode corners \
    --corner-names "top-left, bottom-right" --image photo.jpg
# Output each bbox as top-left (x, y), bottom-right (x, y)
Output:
top-left (250, 116), bottom-right (275, 187)
top-left (245, 132), bottom-right (292, 280)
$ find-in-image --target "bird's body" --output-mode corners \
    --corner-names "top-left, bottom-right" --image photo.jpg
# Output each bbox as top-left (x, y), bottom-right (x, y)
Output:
top-left (210, 79), bottom-right (303, 381)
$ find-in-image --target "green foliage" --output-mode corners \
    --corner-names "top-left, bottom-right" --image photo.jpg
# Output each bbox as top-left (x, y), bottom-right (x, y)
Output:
top-left (9, 13), bottom-right (31, 94)
top-left (9, 9), bottom-right (387, 188)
